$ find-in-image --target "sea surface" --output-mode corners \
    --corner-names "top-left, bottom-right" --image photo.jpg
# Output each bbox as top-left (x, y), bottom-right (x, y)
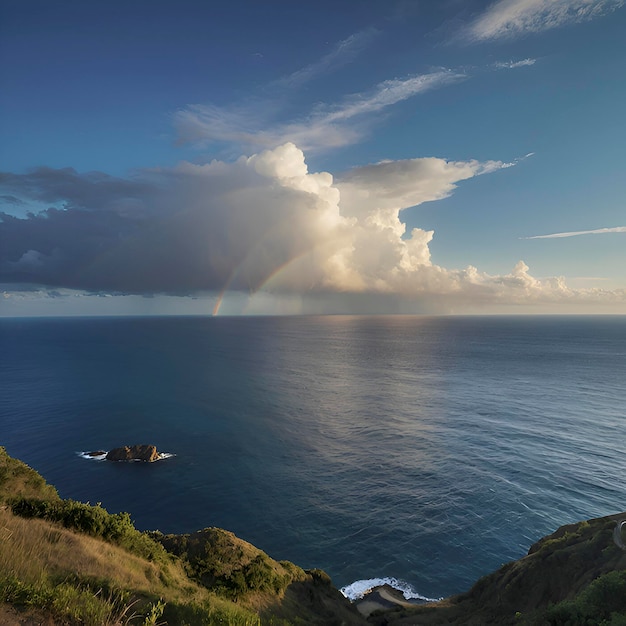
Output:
top-left (1, 315), bottom-right (625, 600)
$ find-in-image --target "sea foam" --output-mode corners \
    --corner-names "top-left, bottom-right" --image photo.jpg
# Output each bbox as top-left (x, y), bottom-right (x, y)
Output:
top-left (77, 451), bottom-right (175, 461)
top-left (340, 577), bottom-right (440, 602)
top-left (78, 451), bottom-right (107, 461)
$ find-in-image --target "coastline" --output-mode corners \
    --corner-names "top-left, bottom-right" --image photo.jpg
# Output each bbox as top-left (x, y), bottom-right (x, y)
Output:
top-left (3, 446), bottom-right (626, 624)
top-left (353, 584), bottom-right (425, 617)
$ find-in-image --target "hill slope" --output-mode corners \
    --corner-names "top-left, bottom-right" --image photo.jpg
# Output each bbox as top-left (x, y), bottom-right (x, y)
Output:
top-left (0, 447), bottom-right (363, 625)
top-left (373, 512), bottom-right (626, 625)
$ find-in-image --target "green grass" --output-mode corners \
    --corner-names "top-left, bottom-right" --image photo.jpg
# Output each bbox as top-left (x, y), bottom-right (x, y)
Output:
top-left (546, 570), bottom-right (626, 625)
top-left (0, 448), bottom-right (360, 625)
top-left (10, 497), bottom-right (169, 563)
top-left (0, 446), bottom-right (59, 504)
top-left (0, 506), bottom-right (247, 624)
top-left (0, 575), bottom-right (144, 625)
top-left (155, 528), bottom-right (307, 601)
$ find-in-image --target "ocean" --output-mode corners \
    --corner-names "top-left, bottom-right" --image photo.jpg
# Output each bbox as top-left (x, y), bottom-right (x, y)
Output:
top-left (1, 315), bottom-right (625, 601)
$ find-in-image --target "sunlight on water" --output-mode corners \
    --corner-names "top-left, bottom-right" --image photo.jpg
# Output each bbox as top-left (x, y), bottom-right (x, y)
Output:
top-left (1, 315), bottom-right (625, 599)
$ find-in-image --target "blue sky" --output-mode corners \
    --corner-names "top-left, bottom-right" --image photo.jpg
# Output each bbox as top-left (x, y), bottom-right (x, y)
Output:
top-left (1, 0), bottom-right (625, 315)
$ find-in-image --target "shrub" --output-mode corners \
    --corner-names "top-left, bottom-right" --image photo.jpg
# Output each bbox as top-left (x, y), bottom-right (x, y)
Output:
top-left (546, 571), bottom-right (626, 625)
top-left (307, 568), bottom-right (332, 586)
top-left (142, 598), bottom-right (166, 625)
top-left (9, 497), bottom-right (167, 562)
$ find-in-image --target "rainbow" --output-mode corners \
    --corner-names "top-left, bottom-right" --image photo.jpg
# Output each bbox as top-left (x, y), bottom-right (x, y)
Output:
top-left (213, 229), bottom-right (349, 316)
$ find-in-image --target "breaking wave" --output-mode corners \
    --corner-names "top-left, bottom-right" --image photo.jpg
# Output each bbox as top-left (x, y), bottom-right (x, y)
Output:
top-left (340, 577), bottom-right (440, 603)
top-left (77, 451), bottom-right (175, 461)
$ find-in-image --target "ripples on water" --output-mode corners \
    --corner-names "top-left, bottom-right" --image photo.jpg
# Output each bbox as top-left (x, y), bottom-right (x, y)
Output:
top-left (1, 315), bottom-right (625, 599)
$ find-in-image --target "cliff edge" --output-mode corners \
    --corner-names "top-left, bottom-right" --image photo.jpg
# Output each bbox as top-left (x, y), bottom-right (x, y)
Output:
top-left (374, 512), bottom-right (626, 625)
top-left (2, 446), bottom-right (625, 625)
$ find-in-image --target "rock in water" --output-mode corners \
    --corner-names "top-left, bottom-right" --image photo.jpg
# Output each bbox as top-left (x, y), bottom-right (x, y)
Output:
top-left (105, 445), bottom-right (159, 462)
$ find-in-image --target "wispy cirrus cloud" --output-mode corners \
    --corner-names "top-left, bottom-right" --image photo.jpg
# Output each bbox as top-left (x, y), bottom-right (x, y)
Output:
top-left (464, 0), bottom-right (624, 42)
top-left (494, 57), bottom-right (537, 69)
top-left (176, 18), bottom-right (544, 156)
top-left (317, 70), bottom-right (465, 123)
top-left (176, 69), bottom-right (465, 153)
top-left (274, 28), bottom-right (379, 88)
top-left (523, 226), bottom-right (626, 239)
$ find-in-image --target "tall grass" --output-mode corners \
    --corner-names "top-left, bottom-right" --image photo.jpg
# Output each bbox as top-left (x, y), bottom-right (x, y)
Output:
top-left (0, 449), bottom-right (351, 625)
top-left (0, 508), bottom-right (270, 625)
top-left (0, 508), bottom-right (53, 585)
top-left (10, 497), bottom-right (168, 562)
top-left (0, 446), bottom-right (59, 503)
top-left (0, 575), bottom-right (140, 625)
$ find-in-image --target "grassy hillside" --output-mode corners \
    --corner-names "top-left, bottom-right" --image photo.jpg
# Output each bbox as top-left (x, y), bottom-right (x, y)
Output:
top-left (0, 446), bottom-right (59, 504)
top-left (375, 512), bottom-right (626, 625)
top-left (0, 447), bottom-right (363, 625)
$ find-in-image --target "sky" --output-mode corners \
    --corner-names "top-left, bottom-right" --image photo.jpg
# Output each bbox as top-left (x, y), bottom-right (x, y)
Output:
top-left (1, 0), bottom-right (625, 316)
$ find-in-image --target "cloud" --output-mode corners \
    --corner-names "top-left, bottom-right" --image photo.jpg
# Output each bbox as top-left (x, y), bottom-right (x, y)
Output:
top-left (0, 144), bottom-right (506, 297)
top-left (175, 23), bottom-right (545, 157)
top-left (494, 58), bottom-right (537, 69)
top-left (336, 156), bottom-right (513, 232)
top-left (275, 28), bottom-right (379, 88)
top-left (0, 168), bottom-right (156, 217)
top-left (176, 51), bottom-right (539, 157)
top-left (0, 194), bottom-right (26, 206)
top-left (3, 143), bottom-right (624, 312)
top-left (322, 71), bottom-right (465, 122)
top-left (523, 226), bottom-right (626, 238)
top-left (176, 69), bottom-right (465, 153)
top-left (464, 0), bottom-right (624, 42)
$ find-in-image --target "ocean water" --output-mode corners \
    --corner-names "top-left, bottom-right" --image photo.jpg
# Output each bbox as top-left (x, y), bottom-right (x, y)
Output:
top-left (1, 315), bottom-right (625, 600)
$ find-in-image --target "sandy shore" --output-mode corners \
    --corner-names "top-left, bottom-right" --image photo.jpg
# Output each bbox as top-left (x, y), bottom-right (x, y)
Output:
top-left (354, 584), bottom-right (422, 617)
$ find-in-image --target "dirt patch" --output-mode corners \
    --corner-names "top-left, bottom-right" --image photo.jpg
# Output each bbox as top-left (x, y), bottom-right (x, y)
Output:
top-left (0, 604), bottom-right (62, 625)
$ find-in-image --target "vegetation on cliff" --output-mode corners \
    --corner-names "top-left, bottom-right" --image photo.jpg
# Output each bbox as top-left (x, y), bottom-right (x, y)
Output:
top-left (372, 512), bottom-right (626, 625)
top-left (0, 447), bottom-right (362, 625)
top-left (2, 446), bottom-right (625, 625)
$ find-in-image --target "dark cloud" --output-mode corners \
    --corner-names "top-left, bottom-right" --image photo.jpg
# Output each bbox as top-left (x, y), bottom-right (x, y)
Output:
top-left (0, 195), bottom-right (26, 206)
top-left (0, 167), bottom-right (191, 293)
top-left (0, 207), bottom-right (141, 289)
top-left (0, 156), bottom-right (321, 294)
top-left (0, 168), bottom-right (154, 215)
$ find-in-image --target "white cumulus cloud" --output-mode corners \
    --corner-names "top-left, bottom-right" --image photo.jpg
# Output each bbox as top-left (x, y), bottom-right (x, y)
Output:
top-left (3, 144), bottom-right (625, 313)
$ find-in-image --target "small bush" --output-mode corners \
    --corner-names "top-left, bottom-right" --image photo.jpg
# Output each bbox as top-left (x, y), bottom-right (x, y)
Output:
top-left (10, 497), bottom-right (168, 562)
top-left (212, 554), bottom-right (291, 598)
top-left (307, 568), bottom-right (332, 586)
top-left (546, 571), bottom-right (626, 625)
top-left (142, 598), bottom-right (166, 625)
